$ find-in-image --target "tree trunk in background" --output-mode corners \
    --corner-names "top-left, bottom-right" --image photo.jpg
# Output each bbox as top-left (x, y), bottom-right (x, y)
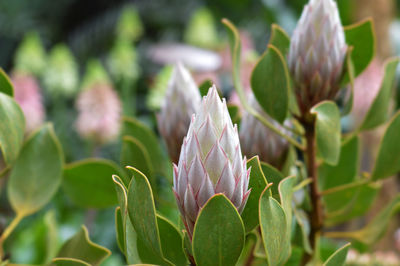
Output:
top-left (353, 0), bottom-right (399, 252)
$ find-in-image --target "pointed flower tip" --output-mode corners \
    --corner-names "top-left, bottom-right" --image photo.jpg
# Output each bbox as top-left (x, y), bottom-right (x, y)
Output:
top-left (174, 81), bottom-right (250, 235)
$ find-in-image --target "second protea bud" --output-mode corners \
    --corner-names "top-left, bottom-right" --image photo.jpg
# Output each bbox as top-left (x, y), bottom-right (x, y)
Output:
top-left (76, 61), bottom-right (121, 145)
top-left (288, 0), bottom-right (347, 114)
top-left (173, 86), bottom-right (251, 238)
top-left (157, 63), bottom-right (201, 162)
top-left (240, 94), bottom-right (290, 169)
top-left (11, 72), bottom-right (45, 133)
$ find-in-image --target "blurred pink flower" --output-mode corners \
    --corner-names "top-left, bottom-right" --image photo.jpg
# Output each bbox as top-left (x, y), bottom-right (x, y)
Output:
top-left (76, 83), bottom-right (122, 144)
top-left (11, 72), bottom-right (45, 133)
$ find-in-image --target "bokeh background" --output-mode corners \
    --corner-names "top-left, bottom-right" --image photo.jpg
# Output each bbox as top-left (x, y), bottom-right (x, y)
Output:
top-left (1, 0), bottom-right (400, 264)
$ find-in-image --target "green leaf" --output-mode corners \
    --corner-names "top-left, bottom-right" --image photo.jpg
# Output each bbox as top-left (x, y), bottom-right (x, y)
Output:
top-left (340, 47), bottom-right (355, 115)
top-left (311, 101), bottom-right (341, 165)
top-left (260, 161), bottom-right (285, 198)
top-left (56, 225), bottom-right (110, 265)
top-left (372, 111), bottom-right (400, 179)
top-left (199, 79), bottom-right (213, 96)
top-left (251, 45), bottom-right (289, 123)
top-left (259, 186), bottom-right (288, 266)
top-left (319, 136), bottom-right (359, 212)
top-left (63, 159), bottom-right (124, 208)
top-left (193, 194), bottom-right (245, 266)
top-left (293, 208), bottom-right (312, 254)
top-left (360, 57), bottom-right (400, 130)
top-left (327, 195), bottom-right (400, 245)
top-left (51, 258), bottom-right (90, 266)
top-left (269, 24), bottom-right (290, 57)
top-left (323, 243), bottom-right (350, 266)
top-left (0, 69), bottom-right (14, 96)
top-left (123, 117), bottom-right (166, 175)
top-left (8, 124), bottom-right (63, 216)
top-left (127, 166), bottom-right (171, 265)
top-left (182, 230), bottom-right (193, 262)
top-left (277, 176), bottom-right (296, 263)
top-left (121, 136), bottom-right (153, 186)
top-left (112, 175), bottom-right (141, 264)
top-left (325, 183), bottom-right (380, 226)
top-left (115, 207), bottom-right (125, 253)
top-left (158, 215), bottom-right (187, 266)
top-left (227, 104), bottom-right (241, 126)
top-left (0, 92), bottom-right (25, 165)
top-left (241, 156), bottom-right (269, 233)
top-left (344, 18), bottom-right (375, 77)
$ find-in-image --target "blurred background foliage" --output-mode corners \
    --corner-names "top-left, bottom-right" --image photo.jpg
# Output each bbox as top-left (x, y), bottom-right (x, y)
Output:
top-left (1, 0), bottom-right (400, 264)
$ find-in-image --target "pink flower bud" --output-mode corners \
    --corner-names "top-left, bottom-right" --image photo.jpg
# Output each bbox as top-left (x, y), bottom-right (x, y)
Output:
top-left (11, 72), bottom-right (45, 133)
top-left (173, 86), bottom-right (250, 238)
top-left (157, 63), bottom-right (201, 162)
top-left (76, 83), bottom-right (121, 144)
top-left (288, 0), bottom-right (347, 113)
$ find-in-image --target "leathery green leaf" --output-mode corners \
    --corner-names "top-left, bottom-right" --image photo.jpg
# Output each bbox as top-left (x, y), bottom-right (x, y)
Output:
top-left (55, 225), bottom-right (110, 265)
top-left (320, 136), bottom-right (359, 212)
top-left (0, 68), bottom-right (14, 96)
top-left (344, 18), bottom-right (375, 77)
top-left (51, 258), bottom-right (90, 266)
top-left (8, 124), bottom-right (63, 216)
top-left (372, 111), bottom-right (400, 180)
top-left (157, 215), bottom-right (187, 266)
top-left (115, 207), bottom-right (125, 253)
top-left (259, 185), bottom-right (288, 265)
top-left (126, 166), bottom-right (172, 265)
top-left (326, 195), bottom-right (400, 246)
top-left (278, 176), bottom-right (297, 262)
top-left (260, 161), bottom-right (285, 198)
top-left (325, 182), bottom-right (380, 226)
top-left (311, 101), bottom-right (341, 165)
top-left (63, 158), bottom-right (124, 208)
top-left (251, 45), bottom-right (289, 123)
top-left (269, 24), bottom-right (290, 56)
top-left (241, 156), bottom-right (269, 233)
top-left (193, 194), bottom-right (245, 266)
top-left (360, 57), bottom-right (399, 131)
top-left (121, 135), bottom-right (154, 186)
top-left (0, 92), bottom-right (25, 165)
top-left (323, 243), bottom-right (351, 266)
top-left (112, 174), bottom-right (141, 264)
top-left (122, 116), bottom-right (166, 175)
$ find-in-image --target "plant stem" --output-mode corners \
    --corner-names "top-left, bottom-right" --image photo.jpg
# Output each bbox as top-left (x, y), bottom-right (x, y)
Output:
top-left (0, 213), bottom-right (25, 259)
top-left (301, 120), bottom-right (324, 264)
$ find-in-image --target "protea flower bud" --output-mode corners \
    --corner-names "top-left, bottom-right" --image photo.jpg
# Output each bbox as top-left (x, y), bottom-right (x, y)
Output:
top-left (76, 61), bottom-right (121, 144)
top-left (173, 86), bottom-right (251, 238)
top-left (157, 63), bottom-right (201, 162)
top-left (11, 72), bottom-right (45, 133)
top-left (240, 94), bottom-right (290, 169)
top-left (288, 0), bottom-right (347, 114)
top-left (43, 44), bottom-right (79, 98)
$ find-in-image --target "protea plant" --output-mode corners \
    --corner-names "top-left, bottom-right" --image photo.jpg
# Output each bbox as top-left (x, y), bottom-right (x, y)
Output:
top-left (76, 61), bottom-right (121, 145)
top-left (157, 63), bottom-right (201, 162)
top-left (288, 0), bottom-right (347, 114)
top-left (240, 93), bottom-right (290, 169)
top-left (11, 72), bottom-right (45, 133)
top-left (173, 86), bottom-right (251, 238)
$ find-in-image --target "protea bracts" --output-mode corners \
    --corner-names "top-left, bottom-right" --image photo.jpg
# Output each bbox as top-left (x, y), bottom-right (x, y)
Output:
top-left (157, 63), bottom-right (201, 162)
top-left (240, 93), bottom-right (290, 169)
top-left (288, 0), bottom-right (347, 114)
top-left (173, 86), bottom-right (251, 238)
